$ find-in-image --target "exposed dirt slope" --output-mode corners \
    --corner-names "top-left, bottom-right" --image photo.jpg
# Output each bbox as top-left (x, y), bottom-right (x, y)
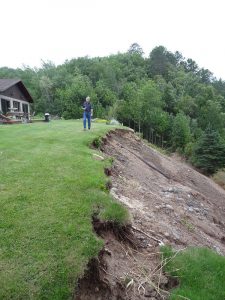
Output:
top-left (103, 129), bottom-right (225, 254)
top-left (76, 129), bottom-right (225, 300)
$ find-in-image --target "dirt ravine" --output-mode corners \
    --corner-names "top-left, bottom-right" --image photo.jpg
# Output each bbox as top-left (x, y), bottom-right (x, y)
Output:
top-left (76, 129), bottom-right (225, 300)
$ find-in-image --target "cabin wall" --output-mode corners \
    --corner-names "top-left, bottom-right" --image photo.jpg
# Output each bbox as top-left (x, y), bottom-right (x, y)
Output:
top-left (1, 85), bottom-right (27, 101)
top-left (0, 94), bottom-right (30, 115)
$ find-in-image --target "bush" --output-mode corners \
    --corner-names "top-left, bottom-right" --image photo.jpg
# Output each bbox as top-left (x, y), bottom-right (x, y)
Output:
top-left (184, 142), bottom-right (194, 158)
top-left (212, 169), bottom-right (225, 189)
top-left (92, 136), bottom-right (102, 148)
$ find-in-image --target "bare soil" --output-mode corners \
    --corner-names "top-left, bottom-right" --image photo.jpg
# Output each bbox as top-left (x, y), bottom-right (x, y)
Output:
top-left (75, 128), bottom-right (225, 300)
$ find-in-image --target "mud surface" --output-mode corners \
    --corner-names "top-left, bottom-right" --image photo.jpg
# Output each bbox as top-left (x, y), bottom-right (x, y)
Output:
top-left (76, 129), bottom-right (225, 299)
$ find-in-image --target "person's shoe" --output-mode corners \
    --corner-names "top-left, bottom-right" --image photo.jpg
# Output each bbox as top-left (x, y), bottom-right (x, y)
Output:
top-left (83, 128), bottom-right (87, 131)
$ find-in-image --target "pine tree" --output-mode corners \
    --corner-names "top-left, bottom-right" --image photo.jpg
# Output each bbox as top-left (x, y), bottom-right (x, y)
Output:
top-left (192, 126), bottom-right (225, 174)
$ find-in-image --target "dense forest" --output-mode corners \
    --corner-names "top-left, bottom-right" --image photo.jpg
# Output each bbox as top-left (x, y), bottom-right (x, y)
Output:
top-left (1, 44), bottom-right (225, 174)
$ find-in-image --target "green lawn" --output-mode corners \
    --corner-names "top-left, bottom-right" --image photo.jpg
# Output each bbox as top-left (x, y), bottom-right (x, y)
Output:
top-left (162, 246), bottom-right (225, 300)
top-left (0, 120), bottom-right (129, 299)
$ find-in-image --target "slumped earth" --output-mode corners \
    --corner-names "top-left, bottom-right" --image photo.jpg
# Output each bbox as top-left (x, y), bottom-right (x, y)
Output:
top-left (76, 129), bottom-right (225, 300)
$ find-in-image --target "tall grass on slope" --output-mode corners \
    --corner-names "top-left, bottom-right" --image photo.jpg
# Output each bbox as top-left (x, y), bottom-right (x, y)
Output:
top-left (212, 169), bottom-right (225, 190)
top-left (0, 120), bottom-right (129, 299)
top-left (161, 246), bottom-right (225, 300)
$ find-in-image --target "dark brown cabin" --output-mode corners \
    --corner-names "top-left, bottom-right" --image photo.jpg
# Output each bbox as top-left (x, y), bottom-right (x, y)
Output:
top-left (0, 79), bottom-right (33, 121)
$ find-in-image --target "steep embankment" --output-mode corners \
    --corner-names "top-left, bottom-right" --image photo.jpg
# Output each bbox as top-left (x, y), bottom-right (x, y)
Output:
top-left (76, 129), bottom-right (225, 300)
top-left (103, 129), bottom-right (225, 253)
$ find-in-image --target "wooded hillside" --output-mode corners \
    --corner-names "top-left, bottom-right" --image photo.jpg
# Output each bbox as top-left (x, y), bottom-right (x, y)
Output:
top-left (1, 44), bottom-right (225, 173)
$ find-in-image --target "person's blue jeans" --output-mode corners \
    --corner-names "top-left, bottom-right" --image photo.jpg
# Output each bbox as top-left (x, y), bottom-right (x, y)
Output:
top-left (83, 111), bottom-right (91, 129)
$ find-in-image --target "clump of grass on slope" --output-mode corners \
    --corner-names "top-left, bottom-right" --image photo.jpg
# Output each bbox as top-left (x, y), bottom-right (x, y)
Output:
top-left (99, 200), bottom-right (130, 225)
top-left (0, 120), bottom-right (129, 299)
top-left (212, 169), bottom-right (225, 190)
top-left (161, 246), bottom-right (225, 300)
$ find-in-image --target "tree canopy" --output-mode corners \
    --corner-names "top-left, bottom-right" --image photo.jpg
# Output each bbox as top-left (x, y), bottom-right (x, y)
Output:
top-left (1, 44), bottom-right (225, 173)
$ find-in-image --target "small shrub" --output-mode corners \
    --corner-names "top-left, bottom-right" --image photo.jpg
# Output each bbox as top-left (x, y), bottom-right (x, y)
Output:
top-left (180, 218), bottom-right (195, 232)
top-left (184, 142), bottom-right (194, 158)
top-left (212, 169), bottom-right (225, 190)
top-left (92, 136), bottom-right (102, 148)
top-left (109, 157), bottom-right (114, 164)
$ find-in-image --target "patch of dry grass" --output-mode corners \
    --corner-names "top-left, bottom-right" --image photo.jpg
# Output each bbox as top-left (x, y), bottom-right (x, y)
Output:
top-left (212, 169), bottom-right (225, 190)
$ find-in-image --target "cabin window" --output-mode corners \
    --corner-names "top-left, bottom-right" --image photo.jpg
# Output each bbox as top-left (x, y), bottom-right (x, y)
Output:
top-left (13, 101), bottom-right (20, 111)
top-left (1, 99), bottom-right (10, 114)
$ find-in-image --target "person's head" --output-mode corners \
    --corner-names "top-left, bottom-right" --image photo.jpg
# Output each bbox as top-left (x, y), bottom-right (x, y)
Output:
top-left (86, 96), bottom-right (90, 102)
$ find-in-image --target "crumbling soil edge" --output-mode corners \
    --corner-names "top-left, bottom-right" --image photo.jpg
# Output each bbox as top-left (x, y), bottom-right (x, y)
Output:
top-left (74, 218), bottom-right (136, 300)
top-left (74, 216), bottom-right (174, 300)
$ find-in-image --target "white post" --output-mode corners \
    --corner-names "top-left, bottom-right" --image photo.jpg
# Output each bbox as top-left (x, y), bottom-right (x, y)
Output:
top-left (10, 99), bottom-right (13, 110)
top-left (28, 104), bottom-right (30, 120)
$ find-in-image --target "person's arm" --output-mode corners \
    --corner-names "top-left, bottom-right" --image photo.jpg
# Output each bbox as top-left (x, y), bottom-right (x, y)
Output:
top-left (82, 102), bottom-right (86, 110)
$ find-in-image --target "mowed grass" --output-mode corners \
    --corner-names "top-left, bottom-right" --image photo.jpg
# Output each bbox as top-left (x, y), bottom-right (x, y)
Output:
top-left (161, 246), bottom-right (225, 300)
top-left (0, 120), bottom-right (129, 299)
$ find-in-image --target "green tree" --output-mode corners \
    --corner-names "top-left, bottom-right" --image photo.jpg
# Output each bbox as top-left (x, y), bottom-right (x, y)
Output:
top-left (57, 74), bottom-right (95, 119)
top-left (177, 95), bottom-right (198, 118)
top-left (192, 126), bottom-right (225, 174)
top-left (117, 82), bottom-right (139, 127)
top-left (162, 82), bottom-right (177, 114)
top-left (95, 80), bottom-right (117, 108)
top-left (181, 58), bottom-right (199, 74)
top-left (171, 113), bottom-right (191, 151)
top-left (198, 100), bottom-right (225, 133)
top-left (138, 80), bottom-right (165, 142)
top-left (198, 68), bottom-right (213, 84)
top-left (128, 43), bottom-right (144, 56)
top-left (147, 46), bottom-right (170, 78)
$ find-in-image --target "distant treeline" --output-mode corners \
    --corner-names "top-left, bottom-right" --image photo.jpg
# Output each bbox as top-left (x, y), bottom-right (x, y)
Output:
top-left (1, 43), bottom-right (225, 174)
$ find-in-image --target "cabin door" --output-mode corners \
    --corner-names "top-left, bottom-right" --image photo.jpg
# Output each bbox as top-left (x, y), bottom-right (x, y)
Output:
top-left (22, 103), bottom-right (28, 114)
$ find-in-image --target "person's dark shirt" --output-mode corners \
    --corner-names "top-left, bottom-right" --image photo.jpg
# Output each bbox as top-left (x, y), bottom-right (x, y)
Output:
top-left (83, 101), bottom-right (92, 113)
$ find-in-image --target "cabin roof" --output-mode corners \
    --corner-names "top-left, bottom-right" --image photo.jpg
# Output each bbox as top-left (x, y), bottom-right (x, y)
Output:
top-left (0, 79), bottom-right (33, 102)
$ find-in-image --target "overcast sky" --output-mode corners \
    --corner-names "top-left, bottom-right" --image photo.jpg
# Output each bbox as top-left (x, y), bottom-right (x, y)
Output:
top-left (1, 0), bottom-right (225, 79)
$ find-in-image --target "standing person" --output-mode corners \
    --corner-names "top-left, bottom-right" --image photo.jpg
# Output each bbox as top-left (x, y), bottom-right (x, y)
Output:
top-left (82, 96), bottom-right (93, 130)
